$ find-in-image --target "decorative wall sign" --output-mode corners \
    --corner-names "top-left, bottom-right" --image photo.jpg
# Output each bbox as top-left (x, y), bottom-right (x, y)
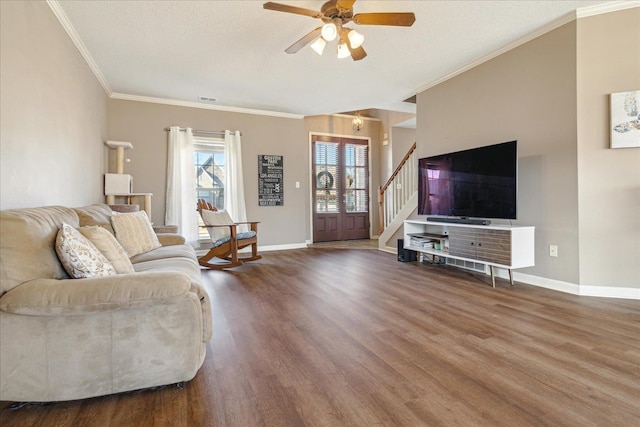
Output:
top-left (258, 155), bottom-right (284, 206)
top-left (610, 90), bottom-right (640, 148)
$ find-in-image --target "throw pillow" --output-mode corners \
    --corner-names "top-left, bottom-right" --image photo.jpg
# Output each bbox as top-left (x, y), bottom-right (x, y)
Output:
top-left (55, 223), bottom-right (117, 279)
top-left (110, 211), bottom-right (161, 257)
top-left (200, 209), bottom-right (234, 243)
top-left (79, 226), bottom-right (135, 274)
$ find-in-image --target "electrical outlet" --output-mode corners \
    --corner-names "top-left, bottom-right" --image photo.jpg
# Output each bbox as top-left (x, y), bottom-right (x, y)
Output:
top-left (549, 245), bottom-right (558, 257)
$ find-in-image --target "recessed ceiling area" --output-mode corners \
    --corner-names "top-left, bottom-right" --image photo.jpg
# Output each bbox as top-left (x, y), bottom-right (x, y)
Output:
top-left (55, 0), bottom-right (614, 116)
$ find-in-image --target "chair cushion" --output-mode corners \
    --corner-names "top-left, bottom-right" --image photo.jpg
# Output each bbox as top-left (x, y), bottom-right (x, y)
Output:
top-left (110, 211), bottom-right (162, 257)
top-left (200, 209), bottom-right (234, 242)
top-left (79, 226), bottom-right (135, 274)
top-left (212, 231), bottom-right (257, 248)
top-left (55, 223), bottom-right (117, 279)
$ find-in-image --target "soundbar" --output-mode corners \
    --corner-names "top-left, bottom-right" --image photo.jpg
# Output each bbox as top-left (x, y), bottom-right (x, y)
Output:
top-left (426, 217), bottom-right (492, 226)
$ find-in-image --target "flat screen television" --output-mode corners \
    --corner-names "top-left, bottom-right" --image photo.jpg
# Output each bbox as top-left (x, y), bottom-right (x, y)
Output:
top-left (418, 140), bottom-right (517, 220)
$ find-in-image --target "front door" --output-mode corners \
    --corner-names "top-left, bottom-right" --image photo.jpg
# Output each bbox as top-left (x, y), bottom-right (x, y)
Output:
top-left (312, 135), bottom-right (370, 242)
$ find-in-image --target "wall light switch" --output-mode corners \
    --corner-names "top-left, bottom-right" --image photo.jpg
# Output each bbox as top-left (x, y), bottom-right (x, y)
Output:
top-left (549, 245), bottom-right (558, 257)
top-left (295, 181), bottom-right (300, 188)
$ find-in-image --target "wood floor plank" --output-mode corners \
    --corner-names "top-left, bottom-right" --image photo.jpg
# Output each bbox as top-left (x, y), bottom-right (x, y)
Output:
top-left (1, 247), bottom-right (638, 426)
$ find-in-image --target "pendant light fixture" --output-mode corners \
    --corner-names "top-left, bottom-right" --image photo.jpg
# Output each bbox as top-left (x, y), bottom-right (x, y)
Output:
top-left (353, 112), bottom-right (364, 133)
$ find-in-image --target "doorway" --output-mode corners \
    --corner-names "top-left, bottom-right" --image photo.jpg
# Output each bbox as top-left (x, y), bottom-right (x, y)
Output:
top-left (312, 134), bottom-right (370, 242)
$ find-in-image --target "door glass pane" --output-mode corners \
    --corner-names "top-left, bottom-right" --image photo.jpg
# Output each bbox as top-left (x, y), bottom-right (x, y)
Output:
top-left (315, 142), bottom-right (340, 213)
top-left (345, 143), bottom-right (368, 212)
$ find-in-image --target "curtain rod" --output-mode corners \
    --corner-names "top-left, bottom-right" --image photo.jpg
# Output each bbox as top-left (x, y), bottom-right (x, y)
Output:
top-left (164, 127), bottom-right (242, 136)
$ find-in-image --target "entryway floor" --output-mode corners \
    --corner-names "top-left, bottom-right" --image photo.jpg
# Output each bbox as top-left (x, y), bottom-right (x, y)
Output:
top-left (307, 239), bottom-right (378, 250)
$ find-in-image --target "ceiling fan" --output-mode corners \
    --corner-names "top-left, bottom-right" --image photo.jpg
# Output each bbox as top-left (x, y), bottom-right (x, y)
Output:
top-left (263, 0), bottom-right (416, 61)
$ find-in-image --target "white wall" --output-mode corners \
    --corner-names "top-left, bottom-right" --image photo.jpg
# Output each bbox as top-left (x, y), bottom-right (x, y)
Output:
top-left (0, 1), bottom-right (107, 209)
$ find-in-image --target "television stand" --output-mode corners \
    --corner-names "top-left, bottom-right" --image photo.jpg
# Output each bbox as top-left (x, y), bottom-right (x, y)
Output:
top-left (404, 219), bottom-right (535, 287)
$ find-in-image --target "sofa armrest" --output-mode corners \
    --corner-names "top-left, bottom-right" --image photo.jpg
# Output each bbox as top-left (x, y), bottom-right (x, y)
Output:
top-left (0, 272), bottom-right (191, 316)
top-left (156, 233), bottom-right (186, 246)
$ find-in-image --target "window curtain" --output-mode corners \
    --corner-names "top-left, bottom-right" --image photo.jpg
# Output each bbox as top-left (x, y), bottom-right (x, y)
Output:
top-left (224, 130), bottom-right (248, 231)
top-left (166, 126), bottom-right (199, 244)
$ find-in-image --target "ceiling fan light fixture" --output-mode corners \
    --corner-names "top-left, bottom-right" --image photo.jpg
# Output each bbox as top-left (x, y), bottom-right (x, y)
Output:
top-left (337, 40), bottom-right (350, 59)
top-left (310, 37), bottom-right (326, 55)
top-left (321, 22), bottom-right (338, 41)
top-left (347, 29), bottom-right (364, 49)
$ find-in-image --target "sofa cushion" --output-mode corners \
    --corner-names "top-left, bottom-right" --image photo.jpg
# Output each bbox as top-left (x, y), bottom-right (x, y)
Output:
top-left (0, 206), bottom-right (79, 295)
top-left (79, 226), bottom-right (135, 274)
top-left (56, 223), bottom-right (117, 279)
top-left (156, 233), bottom-right (186, 246)
top-left (74, 204), bottom-right (115, 235)
top-left (111, 211), bottom-right (161, 257)
top-left (130, 244), bottom-right (198, 265)
top-left (133, 257), bottom-right (202, 287)
top-left (0, 272), bottom-right (191, 316)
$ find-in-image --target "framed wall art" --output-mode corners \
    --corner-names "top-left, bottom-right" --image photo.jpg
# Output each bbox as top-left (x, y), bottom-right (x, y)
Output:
top-left (258, 155), bottom-right (284, 206)
top-left (610, 90), bottom-right (640, 148)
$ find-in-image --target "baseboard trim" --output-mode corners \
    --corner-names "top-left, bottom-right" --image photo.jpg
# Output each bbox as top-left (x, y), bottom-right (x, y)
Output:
top-left (259, 243), bottom-right (309, 252)
top-left (480, 267), bottom-right (639, 300)
top-left (579, 285), bottom-right (640, 299)
top-left (378, 249), bottom-right (639, 300)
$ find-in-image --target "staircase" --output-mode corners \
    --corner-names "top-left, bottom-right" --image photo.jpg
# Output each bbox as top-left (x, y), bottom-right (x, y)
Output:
top-left (378, 142), bottom-right (418, 252)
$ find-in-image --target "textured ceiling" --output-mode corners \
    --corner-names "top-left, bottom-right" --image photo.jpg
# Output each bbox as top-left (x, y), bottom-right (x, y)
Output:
top-left (57, 0), bottom-right (615, 116)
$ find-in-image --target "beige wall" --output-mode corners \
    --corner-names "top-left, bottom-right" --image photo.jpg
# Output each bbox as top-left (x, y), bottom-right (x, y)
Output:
top-left (369, 110), bottom-right (416, 182)
top-left (304, 115), bottom-right (381, 237)
top-left (390, 126), bottom-right (416, 175)
top-left (416, 22), bottom-right (580, 283)
top-left (0, 1), bottom-right (107, 209)
top-left (576, 8), bottom-right (640, 288)
top-left (107, 100), bottom-right (307, 247)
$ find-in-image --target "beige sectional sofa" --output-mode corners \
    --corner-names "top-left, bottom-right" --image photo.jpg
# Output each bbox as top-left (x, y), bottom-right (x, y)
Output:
top-left (0, 204), bottom-right (212, 402)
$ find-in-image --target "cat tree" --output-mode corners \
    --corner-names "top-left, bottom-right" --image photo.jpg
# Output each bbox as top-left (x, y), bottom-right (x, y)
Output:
top-left (104, 140), bottom-right (152, 219)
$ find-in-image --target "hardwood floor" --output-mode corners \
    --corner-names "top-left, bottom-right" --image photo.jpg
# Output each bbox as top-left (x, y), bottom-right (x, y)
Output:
top-left (2, 248), bottom-right (639, 426)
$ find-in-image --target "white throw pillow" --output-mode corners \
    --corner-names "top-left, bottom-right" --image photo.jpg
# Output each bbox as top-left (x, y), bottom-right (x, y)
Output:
top-left (200, 209), bottom-right (234, 243)
top-left (110, 211), bottom-right (162, 257)
top-left (79, 226), bottom-right (135, 274)
top-left (55, 223), bottom-right (117, 279)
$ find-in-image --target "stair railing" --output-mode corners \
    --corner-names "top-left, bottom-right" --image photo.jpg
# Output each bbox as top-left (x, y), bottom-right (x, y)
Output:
top-left (378, 142), bottom-right (417, 232)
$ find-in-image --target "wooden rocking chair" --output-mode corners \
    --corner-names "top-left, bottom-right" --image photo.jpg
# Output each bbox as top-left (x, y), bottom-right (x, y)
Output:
top-left (196, 199), bottom-right (261, 269)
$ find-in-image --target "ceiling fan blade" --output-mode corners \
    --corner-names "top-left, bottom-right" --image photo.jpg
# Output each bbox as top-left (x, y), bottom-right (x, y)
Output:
top-left (336, 0), bottom-right (356, 12)
top-left (263, 2), bottom-right (323, 19)
top-left (340, 28), bottom-right (367, 61)
top-left (350, 45), bottom-right (367, 61)
top-left (285, 27), bottom-right (322, 54)
top-left (353, 12), bottom-right (416, 26)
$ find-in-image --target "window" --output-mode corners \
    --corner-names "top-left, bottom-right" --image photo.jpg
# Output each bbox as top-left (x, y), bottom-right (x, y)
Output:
top-left (194, 137), bottom-right (225, 239)
top-left (344, 143), bottom-right (368, 212)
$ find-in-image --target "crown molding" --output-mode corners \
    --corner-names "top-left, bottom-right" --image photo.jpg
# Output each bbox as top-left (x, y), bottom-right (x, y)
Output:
top-left (416, 1), bottom-right (640, 95)
top-left (576, 0), bottom-right (640, 18)
top-left (46, 0), bottom-right (112, 96)
top-left (110, 93), bottom-right (304, 119)
top-left (329, 113), bottom-right (381, 121)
